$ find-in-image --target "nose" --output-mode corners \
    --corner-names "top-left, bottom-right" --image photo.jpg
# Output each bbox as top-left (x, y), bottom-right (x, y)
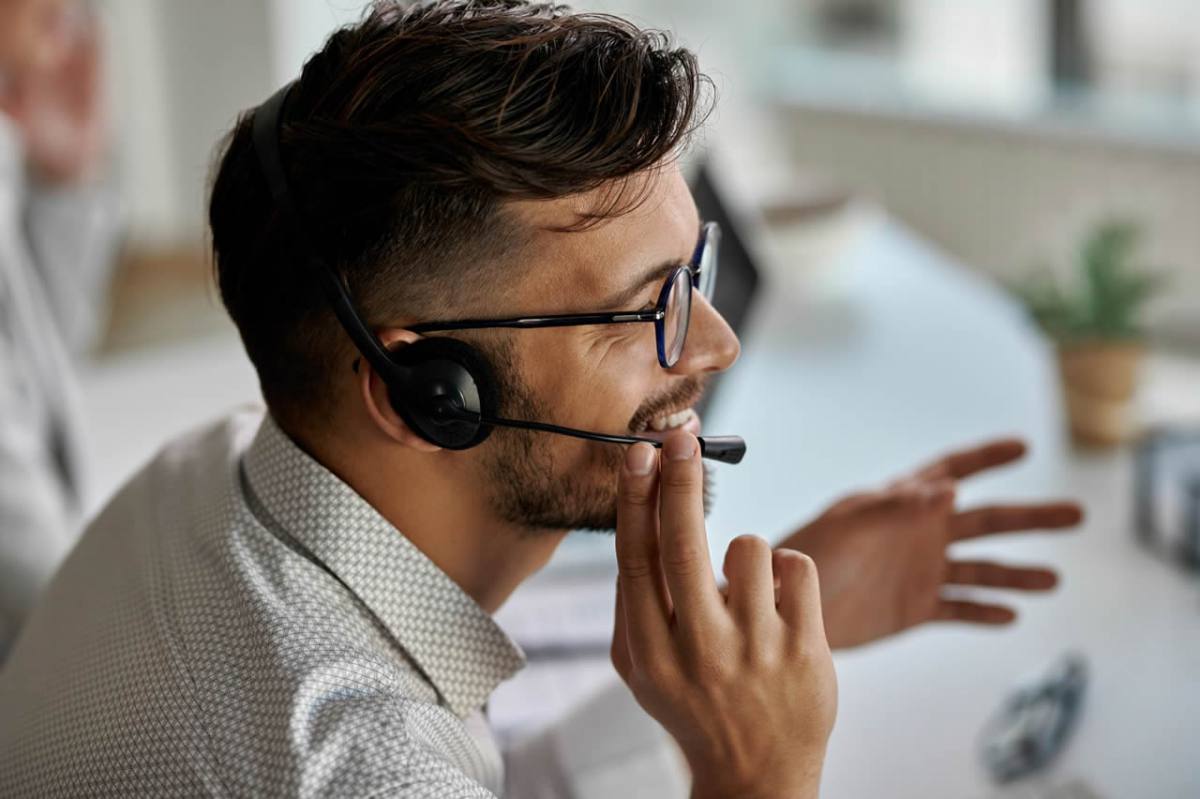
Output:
top-left (669, 294), bottom-right (740, 376)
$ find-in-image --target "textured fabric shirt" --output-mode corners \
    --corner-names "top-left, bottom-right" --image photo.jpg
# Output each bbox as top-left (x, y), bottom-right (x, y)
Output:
top-left (0, 409), bottom-right (526, 797)
top-left (0, 113), bottom-right (120, 657)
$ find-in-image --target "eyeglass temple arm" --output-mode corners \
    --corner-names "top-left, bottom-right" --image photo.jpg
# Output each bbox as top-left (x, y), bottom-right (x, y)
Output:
top-left (410, 309), bottom-right (663, 334)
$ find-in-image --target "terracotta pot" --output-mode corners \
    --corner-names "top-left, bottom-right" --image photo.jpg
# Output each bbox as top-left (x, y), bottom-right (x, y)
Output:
top-left (1056, 341), bottom-right (1144, 447)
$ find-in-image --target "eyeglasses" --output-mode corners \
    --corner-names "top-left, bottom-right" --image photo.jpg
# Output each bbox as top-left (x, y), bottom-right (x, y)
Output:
top-left (410, 222), bottom-right (720, 369)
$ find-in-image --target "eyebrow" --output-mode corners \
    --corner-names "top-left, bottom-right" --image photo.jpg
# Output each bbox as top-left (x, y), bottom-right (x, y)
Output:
top-left (600, 259), bottom-right (680, 310)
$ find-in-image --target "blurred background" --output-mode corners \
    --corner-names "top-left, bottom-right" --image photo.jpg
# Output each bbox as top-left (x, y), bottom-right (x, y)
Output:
top-left (39, 1), bottom-right (1200, 797)
top-left (96, 0), bottom-right (1200, 351)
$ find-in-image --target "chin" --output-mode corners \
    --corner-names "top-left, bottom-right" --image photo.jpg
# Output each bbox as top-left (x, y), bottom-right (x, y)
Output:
top-left (572, 461), bottom-right (715, 535)
top-left (488, 430), bottom-right (715, 534)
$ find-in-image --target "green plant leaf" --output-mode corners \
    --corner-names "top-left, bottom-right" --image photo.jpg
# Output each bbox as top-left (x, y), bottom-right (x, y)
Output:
top-left (1008, 218), bottom-right (1170, 341)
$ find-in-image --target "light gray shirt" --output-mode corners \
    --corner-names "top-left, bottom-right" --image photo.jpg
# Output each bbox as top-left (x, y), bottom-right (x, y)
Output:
top-left (0, 409), bottom-right (526, 797)
top-left (0, 113), bottom-right (119, 655)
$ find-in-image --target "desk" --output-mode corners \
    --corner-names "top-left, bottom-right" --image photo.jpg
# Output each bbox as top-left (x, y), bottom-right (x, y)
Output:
top-left (77, 219), bottom-right (1200, 797)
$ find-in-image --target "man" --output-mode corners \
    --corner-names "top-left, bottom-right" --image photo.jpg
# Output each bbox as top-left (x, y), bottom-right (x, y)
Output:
top-left (0, 0), bottom-right (117, 658)
top-left (0, 2), bottom-right (1081, 796)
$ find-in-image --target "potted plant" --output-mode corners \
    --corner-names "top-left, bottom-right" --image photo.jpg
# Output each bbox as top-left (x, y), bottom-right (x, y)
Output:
top-left (1010, 220), bottom-right (1167, 447)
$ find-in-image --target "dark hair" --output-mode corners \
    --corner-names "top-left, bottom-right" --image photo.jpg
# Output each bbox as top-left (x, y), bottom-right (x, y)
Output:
top-left (209, 0), bottom-right (711, 426)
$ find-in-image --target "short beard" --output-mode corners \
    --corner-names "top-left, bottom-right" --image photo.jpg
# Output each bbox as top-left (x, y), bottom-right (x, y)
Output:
top-left (478, 340), bottom-right (713, 534)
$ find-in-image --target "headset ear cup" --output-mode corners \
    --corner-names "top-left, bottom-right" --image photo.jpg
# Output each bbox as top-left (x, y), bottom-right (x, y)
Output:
top-left (387, 337), bottom-right (498, 450)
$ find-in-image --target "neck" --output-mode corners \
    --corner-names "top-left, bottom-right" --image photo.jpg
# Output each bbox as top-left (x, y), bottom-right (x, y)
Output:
top-left (301, 425), bottom-right (566, 615)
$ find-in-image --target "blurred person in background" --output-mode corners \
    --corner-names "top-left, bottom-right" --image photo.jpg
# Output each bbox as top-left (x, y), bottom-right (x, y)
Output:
top-left (0, 0), bottom-right (119, 660)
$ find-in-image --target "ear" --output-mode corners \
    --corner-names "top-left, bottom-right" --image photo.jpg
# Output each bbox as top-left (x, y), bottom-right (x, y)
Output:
top-left (357, 328), bottom-right (442, 453)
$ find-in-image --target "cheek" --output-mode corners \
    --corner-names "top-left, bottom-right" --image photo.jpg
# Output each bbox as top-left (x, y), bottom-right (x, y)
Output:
top-left (524, 331), bottom-right (659, 430)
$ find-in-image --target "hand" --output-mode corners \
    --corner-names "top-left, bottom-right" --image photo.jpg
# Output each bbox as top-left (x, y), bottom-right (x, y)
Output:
top-left (0, 10), bottom-right (106, 185)
top-left (777, 438), bottom-right (1083, 650)
top-left (612, 430), bottom-right (837, 799)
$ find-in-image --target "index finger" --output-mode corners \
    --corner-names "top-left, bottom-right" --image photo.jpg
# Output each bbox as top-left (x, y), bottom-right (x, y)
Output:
top-left (615, 442), bottom-right (671, 653)
top-left (911, 438), bottom-right (1027, 482)
top-left (657, 431), bottom-right (723, 629)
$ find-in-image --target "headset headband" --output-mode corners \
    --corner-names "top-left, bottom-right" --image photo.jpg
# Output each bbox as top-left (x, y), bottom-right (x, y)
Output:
top-left (252, 83), bottom-right (407, 386)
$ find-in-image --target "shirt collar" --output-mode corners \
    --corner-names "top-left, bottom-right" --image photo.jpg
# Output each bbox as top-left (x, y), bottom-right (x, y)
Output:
top-left (241, 414), bottom-right (525, 718)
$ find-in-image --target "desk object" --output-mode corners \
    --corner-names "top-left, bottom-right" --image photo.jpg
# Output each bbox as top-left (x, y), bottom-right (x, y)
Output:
top-left (1134, 427), bottom-right (1200, 569)
top-left (981, 653), bottom-right (1088, 783)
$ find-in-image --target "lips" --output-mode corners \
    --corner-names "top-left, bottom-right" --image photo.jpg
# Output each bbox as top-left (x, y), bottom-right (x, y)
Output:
top-left (637, 408), bottom-right (702, 443)
top-left (629, 381), bottom-right (707, 439)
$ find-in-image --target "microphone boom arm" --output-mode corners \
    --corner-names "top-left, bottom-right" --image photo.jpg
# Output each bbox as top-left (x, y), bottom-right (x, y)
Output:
top-left (483, 415), bottom-right (746, 465)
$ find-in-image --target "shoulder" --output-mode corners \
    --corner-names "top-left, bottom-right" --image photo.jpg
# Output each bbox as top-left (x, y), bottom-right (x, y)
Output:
top-left (88, 406), bottom-right (262, 528)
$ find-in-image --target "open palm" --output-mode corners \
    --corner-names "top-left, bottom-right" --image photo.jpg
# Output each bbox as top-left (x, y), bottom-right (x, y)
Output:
top-left (776, 439), bottom-right (1083, 649)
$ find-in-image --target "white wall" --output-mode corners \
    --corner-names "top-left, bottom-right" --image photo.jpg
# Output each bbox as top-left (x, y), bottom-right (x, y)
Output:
top-left (266, 0), bottom-right (373, 86)
top-left (776, 102), bottom-right (1200, 345)
top-left (104, 0), bottom-right (330, 248)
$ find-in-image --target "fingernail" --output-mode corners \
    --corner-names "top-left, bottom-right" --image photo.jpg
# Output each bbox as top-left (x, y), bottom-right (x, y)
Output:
top-left (664, 433), bottom-right (696, 461)
top-left (625, 442), bottom-right (656, 475)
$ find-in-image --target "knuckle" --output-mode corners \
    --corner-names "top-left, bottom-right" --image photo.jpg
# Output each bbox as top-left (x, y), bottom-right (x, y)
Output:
top-left (729, 533), bottom-right (771, 558)
top-left (777, 549), bottom-right (816, 578)
top-left (725, 534), bottom-right (770, 572)
top-left (616, 557), bottom-right (656, 582)
top-left (789, 632), bottom-right (831, 663)
top-left (660, 544), bottom-right (706, 576)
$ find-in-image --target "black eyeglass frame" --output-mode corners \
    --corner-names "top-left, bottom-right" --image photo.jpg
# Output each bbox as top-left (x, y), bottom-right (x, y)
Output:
top-left (409, 222), bottom-right (720, 368)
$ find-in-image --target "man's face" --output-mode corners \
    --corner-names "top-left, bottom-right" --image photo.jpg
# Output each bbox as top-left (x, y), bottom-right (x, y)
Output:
top-left (470, 165), bottom-right (741, 532)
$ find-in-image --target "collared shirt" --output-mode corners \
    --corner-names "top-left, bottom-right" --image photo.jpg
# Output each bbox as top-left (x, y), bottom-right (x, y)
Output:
top-left (0, 409), bottom-right (526, 797)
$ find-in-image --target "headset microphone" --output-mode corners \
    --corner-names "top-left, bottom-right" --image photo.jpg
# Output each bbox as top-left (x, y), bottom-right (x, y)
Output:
top-left (483, 418), bottom-right (746, 465)
top-left (442, 404), bottom-right (746, 464)
top-left (252, 82), bottom-right (746, 466)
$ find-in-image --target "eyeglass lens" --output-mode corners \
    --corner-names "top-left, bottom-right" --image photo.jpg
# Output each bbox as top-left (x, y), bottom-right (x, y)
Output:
top-left (663, 268), bottom-right (693, 367)
top-left (662, 224), bottom-right (720, 367)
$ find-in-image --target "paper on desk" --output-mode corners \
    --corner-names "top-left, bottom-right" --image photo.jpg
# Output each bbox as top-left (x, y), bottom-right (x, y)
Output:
top-left (504, 677), bottom-right (689, 799)
top-left (490, 572), bottom-right (619, 742)
top-left (494, 572), bottom-right (616, 658)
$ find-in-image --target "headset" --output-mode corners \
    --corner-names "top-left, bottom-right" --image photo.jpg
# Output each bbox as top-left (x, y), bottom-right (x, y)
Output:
top-left (251, 83), bottom-right (745, 464)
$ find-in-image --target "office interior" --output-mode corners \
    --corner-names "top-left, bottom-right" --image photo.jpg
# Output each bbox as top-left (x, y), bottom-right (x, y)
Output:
top-left (25, 1), bottom-right (1200, 797)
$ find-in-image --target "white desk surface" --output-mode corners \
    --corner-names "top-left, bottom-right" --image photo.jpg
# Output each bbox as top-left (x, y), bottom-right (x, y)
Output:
top-left (78, 218), bottom-right (1200, 798)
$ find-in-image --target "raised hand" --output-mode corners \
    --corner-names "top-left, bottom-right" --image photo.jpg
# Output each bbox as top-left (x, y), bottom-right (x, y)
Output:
top-left (612, 430), bottom-right (837, 799)
top-left (776, 438), bottom-right (1083, 650)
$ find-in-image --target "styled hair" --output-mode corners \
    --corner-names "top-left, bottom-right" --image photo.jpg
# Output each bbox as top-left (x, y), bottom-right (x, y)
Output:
top-left (208, 0), bottom-right (711, 424)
